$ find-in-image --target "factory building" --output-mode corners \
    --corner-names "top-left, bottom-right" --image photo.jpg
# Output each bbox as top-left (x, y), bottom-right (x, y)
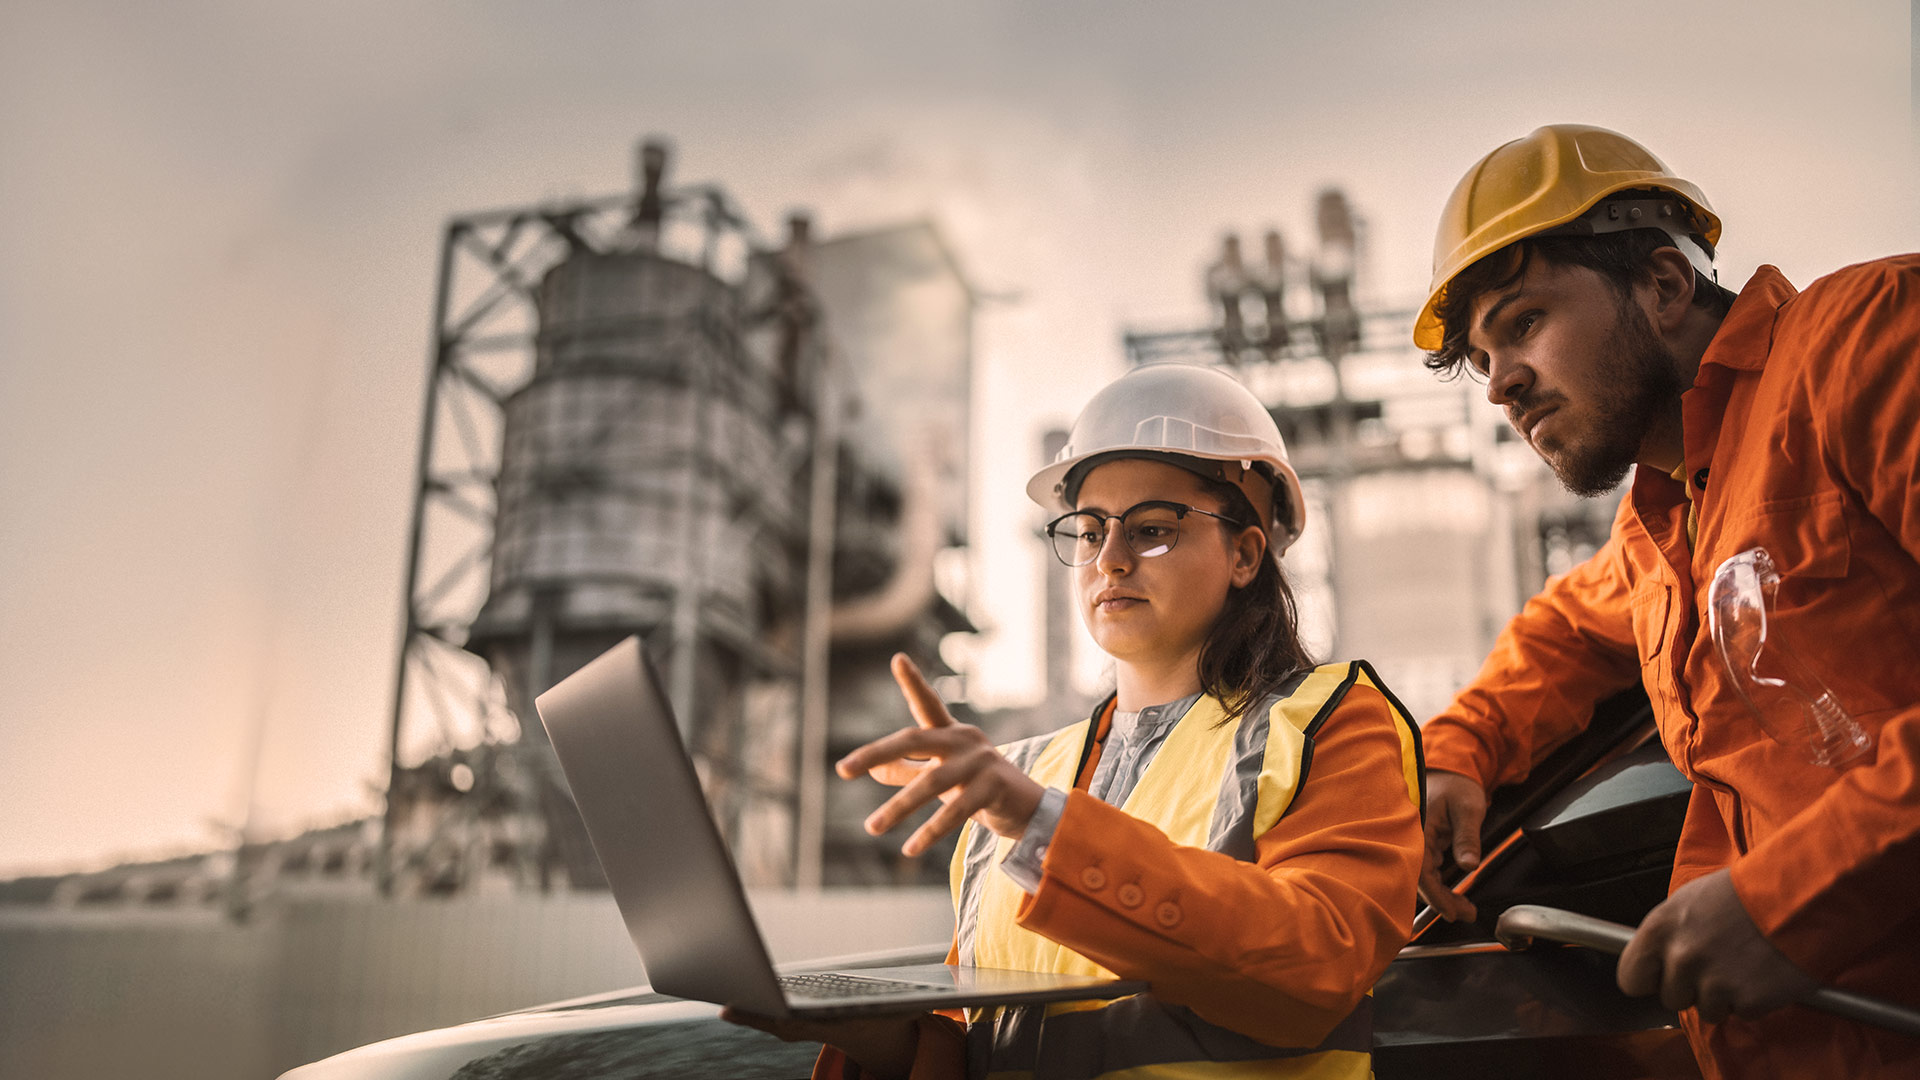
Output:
top-left (379, 142), bottom-right (976, 895)
top-left (0, 168), bottom-right (1620, 912)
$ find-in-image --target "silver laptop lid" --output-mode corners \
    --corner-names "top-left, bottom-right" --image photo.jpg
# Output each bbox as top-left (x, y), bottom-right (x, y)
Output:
top-left (534, 637), bottom-right (787, 1016)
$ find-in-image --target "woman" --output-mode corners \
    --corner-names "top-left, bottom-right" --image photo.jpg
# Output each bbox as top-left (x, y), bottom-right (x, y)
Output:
top-left (732, 362), bottom-right (1424, 1079)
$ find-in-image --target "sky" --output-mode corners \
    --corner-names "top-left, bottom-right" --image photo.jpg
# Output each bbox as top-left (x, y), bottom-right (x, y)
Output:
top-left (1, 0), bottom-right (1914, 876)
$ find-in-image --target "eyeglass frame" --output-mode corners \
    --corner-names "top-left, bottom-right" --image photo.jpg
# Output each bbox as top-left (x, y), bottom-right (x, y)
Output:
top-left (1042, 499), bottom-right (1250, 567)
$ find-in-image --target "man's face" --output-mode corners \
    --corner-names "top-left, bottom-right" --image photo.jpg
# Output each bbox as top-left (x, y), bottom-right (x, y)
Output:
top-left (1463, 258), bottom-right (1687, 496)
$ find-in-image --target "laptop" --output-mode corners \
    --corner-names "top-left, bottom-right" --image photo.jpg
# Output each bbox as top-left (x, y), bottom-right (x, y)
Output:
top-left (533, 635), bottom-right (1148, 1019)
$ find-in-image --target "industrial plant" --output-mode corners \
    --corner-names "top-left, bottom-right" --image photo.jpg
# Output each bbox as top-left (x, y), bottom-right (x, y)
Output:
top-left (0, 136), bottom-right (1613, 1080)
top-left (377, 139), bottom-right (977, 897)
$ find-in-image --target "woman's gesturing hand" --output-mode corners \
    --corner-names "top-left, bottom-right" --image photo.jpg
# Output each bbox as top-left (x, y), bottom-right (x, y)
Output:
top-left (837, 653), bottom-right (1045, 858)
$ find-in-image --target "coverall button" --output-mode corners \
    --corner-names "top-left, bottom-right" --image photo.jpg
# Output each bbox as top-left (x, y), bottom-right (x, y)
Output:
top-left (1116, 883), bottom-right (1144, 908)
top-left (1080, 867), bottom-right (1107, 891)
top-left (1154, 902), bottom-right (1182, 928)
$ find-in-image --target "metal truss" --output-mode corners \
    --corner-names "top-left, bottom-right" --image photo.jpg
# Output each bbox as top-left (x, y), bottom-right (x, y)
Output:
top-left (375, 177), bottom-right (775, 893)
top-left (1122, 307), bottom-right (1419, 367)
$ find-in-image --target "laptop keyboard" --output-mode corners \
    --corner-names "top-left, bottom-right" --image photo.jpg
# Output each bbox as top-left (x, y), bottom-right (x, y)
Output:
top-left (778, 972), bottom-right (941, 999)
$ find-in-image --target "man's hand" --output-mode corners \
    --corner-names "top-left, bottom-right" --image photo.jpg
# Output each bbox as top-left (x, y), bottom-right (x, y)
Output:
top-left (720, 1008), bottom-right (921, 1079)
top-left (837, 654), bottom-right (1045, 857)
top-left (1616, 867), bottom-right (1818, 1023)
top-left (1418, 769), bottom-right (1487, 922)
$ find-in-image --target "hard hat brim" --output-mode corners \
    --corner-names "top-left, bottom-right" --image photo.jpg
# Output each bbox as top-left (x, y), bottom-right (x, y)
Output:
top-left (1413, 175), bottom-right (1722, 350)
top-left (1415, 125), bottom-right (1723, 352)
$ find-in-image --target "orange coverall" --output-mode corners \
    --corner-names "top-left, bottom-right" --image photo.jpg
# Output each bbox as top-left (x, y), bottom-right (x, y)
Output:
top-left (1423, 256), bottom-right (1920, 1078)
top-left (817, 676), bottom-right (1424, 1079)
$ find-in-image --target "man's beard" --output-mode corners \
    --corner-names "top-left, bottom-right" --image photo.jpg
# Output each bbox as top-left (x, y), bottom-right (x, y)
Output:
top-left (1523, 298), bottom-right (1687, 498)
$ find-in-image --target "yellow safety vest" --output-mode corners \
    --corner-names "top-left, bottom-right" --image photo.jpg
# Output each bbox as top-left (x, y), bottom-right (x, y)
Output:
top-left (949, 661), bottom-right (1421, 1080)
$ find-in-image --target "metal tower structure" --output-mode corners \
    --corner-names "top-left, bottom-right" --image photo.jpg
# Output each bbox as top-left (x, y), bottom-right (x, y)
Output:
top-left (377, 141), bottom-right (831, 894)
top-left (376, 142), bottom-right (978, 896)
top-left (1120, 189), bottom-right (1566, 719)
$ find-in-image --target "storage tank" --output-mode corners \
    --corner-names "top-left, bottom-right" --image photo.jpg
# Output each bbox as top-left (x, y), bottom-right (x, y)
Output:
top-left (464, 245), bottom-right (802, 886)
top-left (473, 250), bottom-right (791, 652)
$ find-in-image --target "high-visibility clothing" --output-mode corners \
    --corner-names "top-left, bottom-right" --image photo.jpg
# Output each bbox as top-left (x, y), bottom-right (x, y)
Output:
top-left (818, 661), bottom-right (1422, 1080)
top-left (1423, 257), bottom-right (1920, 1078)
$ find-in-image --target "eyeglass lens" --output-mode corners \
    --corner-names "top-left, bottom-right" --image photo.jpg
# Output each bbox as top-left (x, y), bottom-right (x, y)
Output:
top-left (1050, 504), bottom-right (1185, 566)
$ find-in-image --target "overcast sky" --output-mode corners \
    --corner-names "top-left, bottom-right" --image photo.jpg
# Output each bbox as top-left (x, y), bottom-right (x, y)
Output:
top-left (2, 0), bottom-right (1914, 876)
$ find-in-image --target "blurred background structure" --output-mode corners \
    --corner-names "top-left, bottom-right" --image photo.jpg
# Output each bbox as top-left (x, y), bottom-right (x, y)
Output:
top-left (1115, 190), bottom-right (1616, 719)
top-left (3, 3), bottom-right (1915, 1079)
top-left (377, 141), bottom-right (975, 899)
top-left (1, 138), bottom-right (976, 1079)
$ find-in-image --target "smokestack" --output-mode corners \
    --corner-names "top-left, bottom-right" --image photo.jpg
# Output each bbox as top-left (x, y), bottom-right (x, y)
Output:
top-left (1206, 233), bottom-right (1251, 357)
top-left (633, 137), bottom-right (671, 248)
top-left (785, 211), bottom-right (813, 250)
top-left (1256, 229), bottom-right (1289, 352)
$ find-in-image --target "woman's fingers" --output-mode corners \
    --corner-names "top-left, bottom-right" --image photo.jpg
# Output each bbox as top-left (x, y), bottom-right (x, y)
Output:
top-left (864, 757), bottom-right (932, 788)
top-left (839, 659), bottom-right (1012, 853)
top-left (838, 725), bottom-right (962, 781)
top-left (891, 653), bottom-right (955, 729)
top-left (865, 751), bottom-right (982, 835)
top-left (904, 772), bottom-right (999, 857)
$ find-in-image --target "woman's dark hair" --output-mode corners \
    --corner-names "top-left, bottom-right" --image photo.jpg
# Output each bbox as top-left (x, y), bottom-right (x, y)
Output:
top-left (1424, 223), bottom-right (1737, 380)
top-left (1193, 475), bottom-right (1315, 724)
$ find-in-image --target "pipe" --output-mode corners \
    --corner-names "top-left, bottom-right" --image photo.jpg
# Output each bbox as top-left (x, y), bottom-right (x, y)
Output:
top-left (826, 431), bottom-right (949, 646)
top-left (793, 348), bottom-right (841, 890)
top-left (1495, 904), bottom-right (1920, 1039)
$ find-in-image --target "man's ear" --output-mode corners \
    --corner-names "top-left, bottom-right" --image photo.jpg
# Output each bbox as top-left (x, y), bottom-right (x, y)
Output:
top-left (1231, 527), bottom-right (1266, 588)
top-left (1644, 247), bottom-right (1697, 334)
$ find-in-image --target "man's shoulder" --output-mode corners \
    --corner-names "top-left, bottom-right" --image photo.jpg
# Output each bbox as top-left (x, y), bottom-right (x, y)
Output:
top-left (1750, 254), bottom-right (1920, 392)
top-left (1783, 253), bottom-right (1920, 321)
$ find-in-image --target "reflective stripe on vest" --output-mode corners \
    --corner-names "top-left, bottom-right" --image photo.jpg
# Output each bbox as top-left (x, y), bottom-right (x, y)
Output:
top-left (946, 661), bottom-right (1418, 1080)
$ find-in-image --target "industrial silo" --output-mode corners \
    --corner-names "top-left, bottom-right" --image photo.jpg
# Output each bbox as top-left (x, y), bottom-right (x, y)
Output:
top-left (464, 173), bottom-right (807, 887)
top-left (386, 144), bottom-right (979, 893)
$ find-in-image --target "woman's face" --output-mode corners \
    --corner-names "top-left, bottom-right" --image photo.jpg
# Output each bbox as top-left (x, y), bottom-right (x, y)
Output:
top-left (1070, 459), bottom-right (1265, 669)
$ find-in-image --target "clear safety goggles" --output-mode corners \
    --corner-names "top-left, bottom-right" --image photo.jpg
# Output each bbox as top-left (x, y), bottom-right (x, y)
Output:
top-left (1707, 547), bottom-right (1872, 768)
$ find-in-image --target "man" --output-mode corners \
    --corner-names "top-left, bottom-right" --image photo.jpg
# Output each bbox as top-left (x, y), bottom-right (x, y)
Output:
top-left (1412, 123), bottom-right (1919, 1078)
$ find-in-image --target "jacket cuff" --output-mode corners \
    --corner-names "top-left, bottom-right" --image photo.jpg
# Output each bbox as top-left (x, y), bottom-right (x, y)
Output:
top-left (1018, 789), bottom-right (1184, 944)
top-left (1419, 717), bottom-right (1500, 791)
top-left (999, 786), bottom-right (1067, 894)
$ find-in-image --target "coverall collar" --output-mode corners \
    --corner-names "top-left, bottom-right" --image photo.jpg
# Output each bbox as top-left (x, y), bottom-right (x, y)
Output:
top-left (1694, 265), bottom-right (1798, 377)
top-left (1678, 266), bottom-right (1800, 495)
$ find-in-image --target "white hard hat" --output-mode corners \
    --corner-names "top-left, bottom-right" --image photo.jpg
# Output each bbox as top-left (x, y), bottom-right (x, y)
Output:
top-left (1028, 362), bottom-right (1307, 554)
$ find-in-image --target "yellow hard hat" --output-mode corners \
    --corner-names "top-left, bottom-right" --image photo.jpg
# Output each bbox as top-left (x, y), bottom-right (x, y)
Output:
top-left (1413, 124), bottom-right (1722, 351)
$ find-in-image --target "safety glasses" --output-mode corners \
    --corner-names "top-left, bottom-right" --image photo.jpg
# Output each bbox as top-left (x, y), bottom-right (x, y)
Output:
top-left (1707, 547), bottom-right (1872, 768)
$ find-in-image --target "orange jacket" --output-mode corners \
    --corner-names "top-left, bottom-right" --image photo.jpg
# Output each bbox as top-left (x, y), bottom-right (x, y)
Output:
top-left (1423, 257), bottom-right (1920, 1078)
top-left (1017, 678), bottom-right (1423, 1050)
top-left (817, 672), bottom-right (1424, 1079)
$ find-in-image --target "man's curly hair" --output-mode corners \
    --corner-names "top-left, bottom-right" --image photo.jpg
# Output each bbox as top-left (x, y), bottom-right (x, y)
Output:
top-left (1423, 222), bottom-right (1735, 380)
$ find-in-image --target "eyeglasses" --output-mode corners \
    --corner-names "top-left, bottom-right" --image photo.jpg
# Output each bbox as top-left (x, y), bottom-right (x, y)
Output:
top-left (1043, 500), bottom-right (1247, 567)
